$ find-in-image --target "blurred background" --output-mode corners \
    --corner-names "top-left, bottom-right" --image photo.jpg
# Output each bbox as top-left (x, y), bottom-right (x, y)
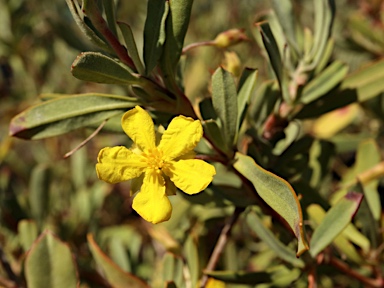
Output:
top-left (1, 0), bottom-right (383, 286)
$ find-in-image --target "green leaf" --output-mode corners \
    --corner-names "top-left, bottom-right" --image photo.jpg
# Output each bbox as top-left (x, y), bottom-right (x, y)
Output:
top-left (300, 61), bottom-right (348, 104)
top-left (246, 211), bottom-right (305, 267)
top-left (206, 266), bottom-right (301, 285)
top-left (307, 205), bottom-right (364, 264)
top-left (212, 67), bottom-right (238, 153)
top-left (309, 0), bottom-right (335, 66)
top-left (65, 0), bottom-right (112, 52)
top-left (25, 230), bottom-right (79, 288)
top-left (29, 164), bottom-right (50, 224)
top-left (87, 234), bottom-right (148, 288)
top-left (71, 52), bottom-right (139, 84)
top-left (143, 0), bottom-right (169, 74)
top-left (102, 0), bottom-right (117, 36)
top-left (296, 59), bottom-right (384, 118)
top-left (160, 0), bottom-right (194, 73)
top-left (341, 58), bottom-right (384, 102)
top-left (248, 80), bottom-right (280, 127)
top-left (233, 152), bottom-right (308, 256)
top-left (314, 38), bottom-right (334, 75)
top-left (118, 22), bottom-right (145, 75)
top-left (18, 220), bottom-right (38, 252)
top-left (206, 270), bottom-right (271, 284)
top-left (183, 236), bottom-right (199, 288)
top-left (354, 184), bottom-right (380, 249)
top-left (309, 192), bottom-right (363, 257)
top-left (202, 119), bottom-right (228, 155)
top-left (257, 22), bottom-right (290, 103)
top-left (237, 68), bottom-right (258, 130)
top-left (271, 0), bottom-right (298, 53)
top-left (9, 93), bottom-right (138, 139)
top-left (351, 139), bottom-right (381, 220)
top-left (162, 253), bottom-right (184, 287)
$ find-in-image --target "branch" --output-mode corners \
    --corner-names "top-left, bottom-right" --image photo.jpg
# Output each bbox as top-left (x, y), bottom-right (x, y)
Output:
top-left (328, 256), bottom-right (383, 288)
top-left (199, 207), bottom-right (244, 287)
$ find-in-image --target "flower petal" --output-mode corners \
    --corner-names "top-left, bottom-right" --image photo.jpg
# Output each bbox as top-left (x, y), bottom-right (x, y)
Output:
top-left (158, 116), bottom-right (203, 161)
top-left (96, 146), bottom-right (146, 184)
top-left (122, 106), bottom-right (156, 151)
top-left (132, 169), bottom-right (172, 224)
top-left (163, 159), bottom-right (216, 194)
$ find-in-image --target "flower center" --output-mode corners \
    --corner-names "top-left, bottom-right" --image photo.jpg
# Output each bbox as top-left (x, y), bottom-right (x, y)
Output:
top-left (143, 148), bottom-right (165, 170)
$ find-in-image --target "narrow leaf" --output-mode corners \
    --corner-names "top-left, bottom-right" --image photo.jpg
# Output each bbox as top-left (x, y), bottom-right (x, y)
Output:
top-left (202, 120), bottom-right (229, 155)
top-left (246, 211), bottom-right (305, 267)
top-left (18, 220), bottom-right (38, 252)
top-left (160, 0), bottom-right (194, 72)
top-left (271, 0), bottom-right (299, 53)
top-left (300, 61), bottom-right (348, 104)
top-left (10, 93), bottom-right (138, 139)
top-left (212, 67), bottom-right (238, 153)
top-left (71, 52), bottom-right (139, 84)
top-left (65, 0), bottom-right (112, 52)
top-left (25, 230), bottom-right (79, 288)
top-left (183, 236), bottom-right (199, 288)
top-left (118, 22), bottom-right (145, 75)
top-left (342, 58), bottom-right (384, 102)
top-left (257, 22), bottom-right (290, 103)
top-left (237, 68), bottom-right (258, 130)
top-left (354, 140), bottom-right (381, 220)
top-left (310, 0), bottom-right (335, 66)
top-left (309, 192), bottom-right (363, 257)
top-left (307, 205), bottom-right (364, 264)
top-left (87, 234), bottom-right (148, 288)
top-left (233, 152), bottom-right (308, 256)
top-left (102, 0), bottom-right (118, 36)
top-left (29, 164), bottom-right (51, 223)
top-left (143, 0), bottom-right (169, 74)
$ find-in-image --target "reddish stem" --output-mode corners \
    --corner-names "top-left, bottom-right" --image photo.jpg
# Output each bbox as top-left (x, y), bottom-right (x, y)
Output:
top-left (83, 1), bottom-right (135, 70)
top-left (328, 256), bottom-right (383, 288)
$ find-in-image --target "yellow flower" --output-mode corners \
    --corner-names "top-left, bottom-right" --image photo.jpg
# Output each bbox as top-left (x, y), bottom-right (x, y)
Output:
top-left (96, 106), bottom-right (216, 224)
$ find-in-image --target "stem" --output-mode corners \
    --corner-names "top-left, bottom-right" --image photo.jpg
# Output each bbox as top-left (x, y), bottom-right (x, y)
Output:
top-left (63, 120), bottom-right (107, 158)
top-left (328, 256), bottom-right (383, 288)
top-left (308, 267), bottom-right (317, 288)
top-left (182, 41), bottom-right (215, 54)
top-left (83, 0), bottom-right (135, 70)
top-left (199, 207), bottom-right (244, 287)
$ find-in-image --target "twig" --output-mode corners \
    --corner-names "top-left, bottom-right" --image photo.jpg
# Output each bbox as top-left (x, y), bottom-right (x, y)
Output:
top-left (182, 41), bottom-right (215, 54)
top-left (199, 207), bottom-right (244, 287)
top-left (328, 256), bottom-right (384, 288)
top-left (64, 120), bottom-right (107, 158)
top-left (308, 267), bottom-right (317, 288)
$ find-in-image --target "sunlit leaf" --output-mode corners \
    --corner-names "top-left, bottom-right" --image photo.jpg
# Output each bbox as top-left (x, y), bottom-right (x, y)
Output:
top-left (212, 67), bottom-right (238, 154)
top-left (309, 192), bottom-right (363, 257)
top-left (246, 210), bottom-right (305, 267)
top-left (9, 93), bottom-right (138, 139)
top-left (18, 220), bottom-right (38, 252)
top-left (118, 22), bottom-right (145, 75)
top-left (143, 0), bottom-right (169, 74)
top-left (71, 52), bottom-right (139, 84)
top-left (25, 230), bottom-right (79, 288)
top-left (233, 152), bottom-right (308, 256)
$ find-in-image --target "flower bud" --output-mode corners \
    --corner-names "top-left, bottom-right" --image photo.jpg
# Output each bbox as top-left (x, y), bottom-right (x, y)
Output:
top-left (213, 28), bottom-right (249, 48)
top-left (222, 51), bottom-right (241, 77)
